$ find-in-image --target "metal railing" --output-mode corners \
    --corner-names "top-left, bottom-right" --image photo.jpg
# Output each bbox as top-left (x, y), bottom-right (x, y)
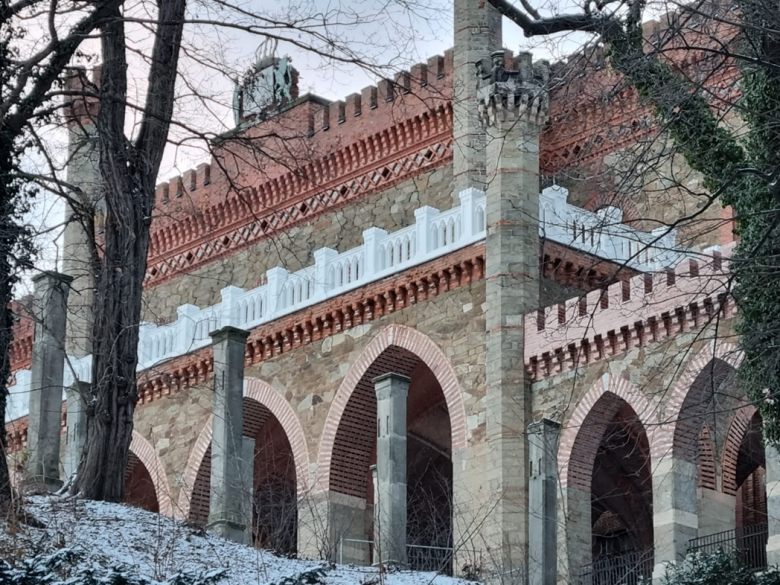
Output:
top-left (578, 549), bottom-right (654, 585)
top-left (687, 523), bottom-right (768, 570)
top-left (337, 538), bottom-right (456, 575)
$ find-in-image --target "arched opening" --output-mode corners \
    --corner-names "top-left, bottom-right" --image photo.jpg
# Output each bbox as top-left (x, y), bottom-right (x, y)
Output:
top-left (561, 379), bottom-right (655, 585)
top-left (329, 346), bottom-right (453, 572)
top-left (591, 403), bottom-right (654, 562)
top-left (735, 411), bottom-right (766, 530)
top-left (124, 452), bottom-right (159, 513)
top-left (672, 357), bottom-right (736, 538)
top-left (249, 404), bottom-right (297, 557)
top-left (187, 397), bottom-right (298, 557)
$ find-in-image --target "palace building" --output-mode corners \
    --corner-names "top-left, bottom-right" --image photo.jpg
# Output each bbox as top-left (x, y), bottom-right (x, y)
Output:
top-left (4, 1), bottom-right (772, 584)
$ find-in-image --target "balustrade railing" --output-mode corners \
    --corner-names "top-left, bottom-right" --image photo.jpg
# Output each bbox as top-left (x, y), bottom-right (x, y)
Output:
top-left (687, 523), bottom-right (768, 571)
top-left (578, 549), bottom-right (654, 585)
top-left (6, 186), bottom-right (697, 422)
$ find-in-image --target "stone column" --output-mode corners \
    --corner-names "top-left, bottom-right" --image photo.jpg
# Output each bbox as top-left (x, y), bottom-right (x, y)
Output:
top-left (208, 325), bottom-right (250, 544)
top-left (479, 51), bottom-right (549, 580)
top-left (241, 436), bottom-right (256, 542)
top-left (766, 443), bottom-right (780, 565)
top-left (63, 68), bottom-right (102, 357)
top-left (373, 373), bottom-right (410, 568)
top-left (697, 487), bottom-right (736, 536)
top-left (652, 457), bottom-right (699, 578)
top-left (25, 271), bottom-right (72, 490)
top-left (528, 419), bottom-right (559, 585)
top-left (453, 0), bottom-right (501, 196)
top-left (64, 381), bottom-right (89, 479)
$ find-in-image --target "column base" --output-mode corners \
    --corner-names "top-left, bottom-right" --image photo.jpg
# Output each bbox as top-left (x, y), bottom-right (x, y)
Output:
top-left (207, 517), bottom-right (249, 545)
top-left (22, 474), bottom-right (63, 494)
top-left (766, 534), bottom-right (780, 566)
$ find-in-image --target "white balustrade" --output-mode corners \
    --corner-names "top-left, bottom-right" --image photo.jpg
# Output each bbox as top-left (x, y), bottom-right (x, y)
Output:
top-left (6, 186), bottom-right (699, 422)
top-left (328, 246), bottom-right (365, 293)
top-left (379, 226), bottom-right (415, 271)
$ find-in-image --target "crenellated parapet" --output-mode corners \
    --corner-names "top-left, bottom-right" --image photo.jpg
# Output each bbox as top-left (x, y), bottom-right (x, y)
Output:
top-left (525, 243), bottom-right (736, 381)
top-left (312, 52), bottom-right (452, 133)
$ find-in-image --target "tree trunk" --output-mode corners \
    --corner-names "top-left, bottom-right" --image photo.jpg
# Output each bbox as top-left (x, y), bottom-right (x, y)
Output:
top-left (75, 193), bottom-right (150, 501)
top-left (73, 0), bottom-right (186, 501)
top-left (0, 147), bottom-right (29, 508)
top-left (0, 274), bottom-right (15, 507)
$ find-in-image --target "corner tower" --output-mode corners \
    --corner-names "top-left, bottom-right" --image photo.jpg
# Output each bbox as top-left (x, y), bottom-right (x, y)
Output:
top-left (453, 0), bottom-right (502, 195)
top-left (479, 50), bottom-right (550, 582)
top-left (62, 68), bottom-right (101, 358)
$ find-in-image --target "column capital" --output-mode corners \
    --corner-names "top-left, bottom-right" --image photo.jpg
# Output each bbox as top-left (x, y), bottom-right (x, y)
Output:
top-left (32, 270), bottom-right (74, 287)
top-left (210, 325), bottom-right (250, 344)
top-left (528, 418), bottom-right (561, 436)
top-left (477, 50), bottom-right (550, 128)
top-left (372, 372), bottom-right (411, 400)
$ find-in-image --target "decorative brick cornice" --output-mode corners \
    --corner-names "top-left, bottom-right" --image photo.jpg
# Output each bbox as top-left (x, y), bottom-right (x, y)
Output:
top-left (145, 105), bottom-right (454, 287)
top-left (5, 243), bottom-right (485, 452)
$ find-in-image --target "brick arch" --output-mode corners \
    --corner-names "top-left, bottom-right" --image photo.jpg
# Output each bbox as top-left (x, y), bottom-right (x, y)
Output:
top-left (558, 373), bottom-right (658, 490)
top-left (697, 424), bottom-right (717, 490)
top-left (129, 430), bottom-right (174, 517)
top-left (175, 378), bottom-right (310, 520)
top-left (656, 342), bottom-right (743, 464)
top-left (722, 404), bottom-right (759, 496)
top-left (315, 324), bottom-right (467, 493)
top-left (243, 378), bottom-right (310, 495)
top-left (176, 417), bottom-right (212, 520)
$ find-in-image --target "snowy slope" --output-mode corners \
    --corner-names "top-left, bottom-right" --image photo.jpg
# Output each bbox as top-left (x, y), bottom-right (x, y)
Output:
top-left (0, 496), bottom-right (478, 585)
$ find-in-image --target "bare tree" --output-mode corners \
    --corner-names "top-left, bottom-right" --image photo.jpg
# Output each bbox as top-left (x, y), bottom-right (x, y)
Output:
top-left (483, 0), bottom-right (780, 440)
top-left (0, 0), bottom-right (127, 508)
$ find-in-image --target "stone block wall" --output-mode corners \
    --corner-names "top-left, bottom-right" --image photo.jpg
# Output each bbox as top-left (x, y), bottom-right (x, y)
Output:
top-left (132, 276), bottom-right (488, 522)
top-left (142, 166), bottom-right (454, 322)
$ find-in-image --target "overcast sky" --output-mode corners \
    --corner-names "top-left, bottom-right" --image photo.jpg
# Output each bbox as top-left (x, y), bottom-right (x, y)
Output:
top-left (23, 0), bottom-right (592, 288)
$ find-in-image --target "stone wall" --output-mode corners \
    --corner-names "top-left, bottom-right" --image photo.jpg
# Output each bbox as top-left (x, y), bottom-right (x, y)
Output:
top-left (142, 165), bottom-right (454, 322)
top-left (132, 276), bottom-right (487, 513)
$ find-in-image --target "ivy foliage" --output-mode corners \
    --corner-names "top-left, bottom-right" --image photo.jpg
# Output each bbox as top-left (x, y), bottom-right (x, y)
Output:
top-left (602, 11), bottom-right (780, 443)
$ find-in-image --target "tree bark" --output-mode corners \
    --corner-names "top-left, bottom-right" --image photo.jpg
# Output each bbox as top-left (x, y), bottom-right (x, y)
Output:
top-left (74, 0), bottom-right (187, 501)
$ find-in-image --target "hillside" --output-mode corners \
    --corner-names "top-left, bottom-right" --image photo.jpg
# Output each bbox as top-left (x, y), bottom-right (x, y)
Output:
top-left (0, 496), bottom-right (479, 585)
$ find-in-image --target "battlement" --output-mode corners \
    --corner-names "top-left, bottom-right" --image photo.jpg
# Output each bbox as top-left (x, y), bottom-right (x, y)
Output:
top-left (155, 163), bottom-right (212, 204)
top-left (147, 50), bottom-right (455, 240)
top-left (63, 67), bottom-right (101, 126)
top-left (525, 242), bottom-right (736, 380)
top-left (312, 50), bottom-right (453, 134)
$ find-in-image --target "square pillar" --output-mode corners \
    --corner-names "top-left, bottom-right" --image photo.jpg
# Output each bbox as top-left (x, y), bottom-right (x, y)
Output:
top-left (373, 372), bottom-right (410, 568)
top-left (652, 457), bottom-right (698, 578)
top-left (241, 436), bottom-right (255, 543)
top-left (479, 54), bottom-right (549, 580)
top-left (697, 487), bottom-right (736, 536)
top-left (452, 0), bottom-right (501, 196)
top-left (25, 271), bottom-right (72, 491)
top-left (64, 381), bottom-right (89, 480)
top-left (208, 325), bottom-right (250, 544)
top-left (528, 419), bottom-right (560, 585)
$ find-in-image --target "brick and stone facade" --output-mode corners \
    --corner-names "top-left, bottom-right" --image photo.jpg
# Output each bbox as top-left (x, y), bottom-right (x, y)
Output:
top-left (4, 3), bottom-right (770, 584)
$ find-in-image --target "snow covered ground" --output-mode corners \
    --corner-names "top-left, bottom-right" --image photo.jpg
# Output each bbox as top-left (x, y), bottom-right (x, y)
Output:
top-left (0, 496), bottom-right (479, 585)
